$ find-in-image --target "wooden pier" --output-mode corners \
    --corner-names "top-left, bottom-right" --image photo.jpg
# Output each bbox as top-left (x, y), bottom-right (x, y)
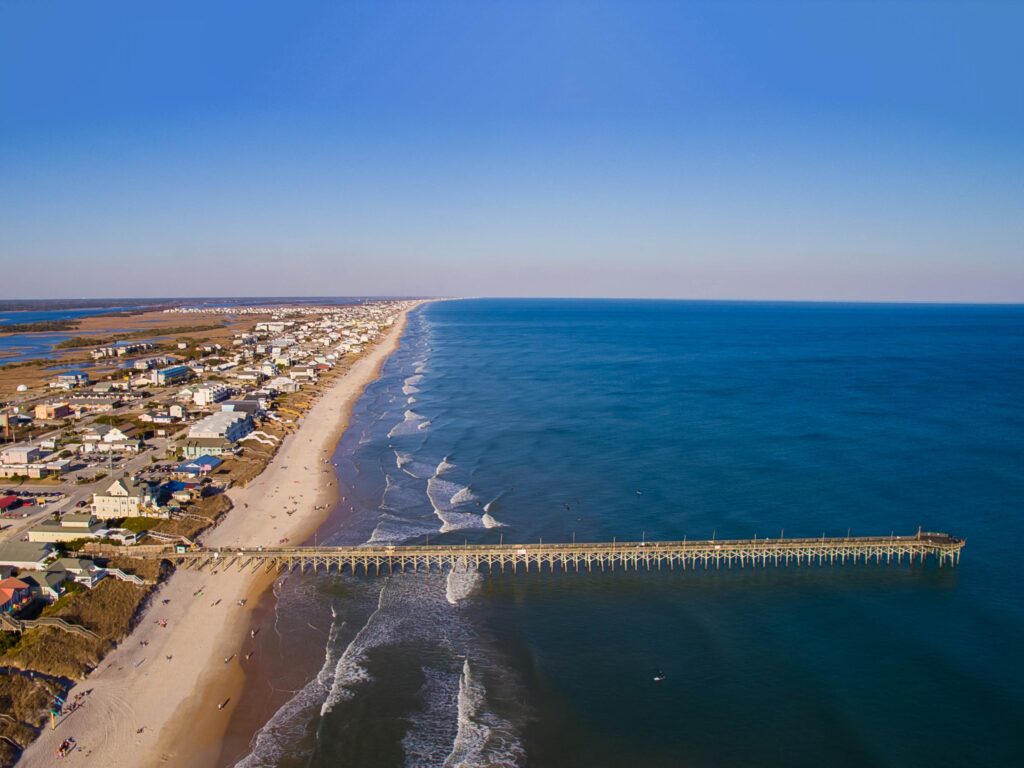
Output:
top-left (117, 531), bottom-right (964, 576)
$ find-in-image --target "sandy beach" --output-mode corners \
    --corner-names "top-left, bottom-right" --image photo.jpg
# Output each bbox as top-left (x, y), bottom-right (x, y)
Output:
top-left (17, 304), bottom-right (420, 768)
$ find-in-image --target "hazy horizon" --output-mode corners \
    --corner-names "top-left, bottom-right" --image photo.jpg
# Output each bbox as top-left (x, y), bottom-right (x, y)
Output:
top-left (2, 294), bottom-right (1023, 308)
top-left (2, 1), bottom-right (1022, 302)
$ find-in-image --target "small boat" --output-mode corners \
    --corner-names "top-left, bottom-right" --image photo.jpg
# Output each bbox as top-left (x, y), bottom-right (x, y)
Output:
top-left (653, 671), bottom-right (666, 682)
top-left (218, 698), bottom-right (230, 710)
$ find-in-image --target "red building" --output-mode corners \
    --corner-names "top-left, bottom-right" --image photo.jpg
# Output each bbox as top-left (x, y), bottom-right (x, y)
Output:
top-left (0, 577), bottom-right (32, 613)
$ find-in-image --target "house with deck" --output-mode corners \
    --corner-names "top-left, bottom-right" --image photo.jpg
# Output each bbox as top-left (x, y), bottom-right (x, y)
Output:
top-left (0, 577), bottom-right (31, 613)
top-left (92, 476), bottom-right (157, 519)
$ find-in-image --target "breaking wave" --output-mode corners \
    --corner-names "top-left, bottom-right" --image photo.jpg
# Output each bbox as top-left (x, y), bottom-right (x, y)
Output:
top-left (395, 449), bottom-right (435, 479)
top-left (321, 583), bottom-right (390, 715)
top-left (369, 513), bottom-right (440, 544)
top-left (451, 485), bottom-right (478, 505)
top-left (427, 477), bottom-right (489, 533)
top-left (444, 660), bottom-right (525, 768)
top-left (446, 559), bottom-right (482, 605)
top-left (388, 409), bottom-right (429, 437)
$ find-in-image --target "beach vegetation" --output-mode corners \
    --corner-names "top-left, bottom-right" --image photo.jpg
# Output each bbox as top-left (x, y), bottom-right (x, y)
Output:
top-left (0, 718), bottom-right (36, 767)
top-left (0, 630), bottom-right (20, 653)
top-left (0, 673), bottom-right (61, 724)
top-left (1, 626), bottom-right (107, 679)
top-left (46, 578), bottom-right (148, 640)
top-left (39, 580), bottom-right (84, 611)
top-left (2, 578), bottom-right (152, 681)
top-left (105, 555), bottom-right (166, 583)
top-left (152, 493), bottom-right (232, 539)
top-left (119, 517), bottom-right (161, 534)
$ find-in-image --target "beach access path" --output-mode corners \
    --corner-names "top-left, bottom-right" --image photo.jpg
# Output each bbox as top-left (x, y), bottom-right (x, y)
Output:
top-left (17, 303), bottom-right (420, 768)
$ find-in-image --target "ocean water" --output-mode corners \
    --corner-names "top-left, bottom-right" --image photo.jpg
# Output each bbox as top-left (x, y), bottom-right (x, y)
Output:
top-left (228, 299), bottom-right (1024, 768)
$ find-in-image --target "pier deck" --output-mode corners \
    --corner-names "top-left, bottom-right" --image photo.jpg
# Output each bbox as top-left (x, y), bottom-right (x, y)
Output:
top-left (100, 531), bottom-right (964, 576)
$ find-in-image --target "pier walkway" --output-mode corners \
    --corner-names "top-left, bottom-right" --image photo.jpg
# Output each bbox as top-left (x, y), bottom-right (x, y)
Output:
top-left (95, 531), bottom-right (964, 576)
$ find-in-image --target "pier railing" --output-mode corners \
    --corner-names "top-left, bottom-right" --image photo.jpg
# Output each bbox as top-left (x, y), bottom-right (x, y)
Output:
top-left (107, 531), bottom-right (964, 576)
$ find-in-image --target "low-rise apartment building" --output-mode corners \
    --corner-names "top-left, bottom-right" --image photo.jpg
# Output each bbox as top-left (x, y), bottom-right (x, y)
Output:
top-left (180, 411), bottom-right (253, 458)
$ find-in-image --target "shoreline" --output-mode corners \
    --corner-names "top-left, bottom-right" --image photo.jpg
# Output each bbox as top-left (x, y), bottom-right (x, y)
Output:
top-left (16, 302), bottom-right (423, 768)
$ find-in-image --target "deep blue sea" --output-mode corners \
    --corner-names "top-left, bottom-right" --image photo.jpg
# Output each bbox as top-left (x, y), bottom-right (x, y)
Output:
top-left (228, 299), bottom-right (1024, 768)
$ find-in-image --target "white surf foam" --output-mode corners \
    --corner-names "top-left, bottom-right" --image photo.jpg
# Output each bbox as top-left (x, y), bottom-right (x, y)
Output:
top-left (445, 559), bottom-right (482, 605)
top-left (321, 582), bottom-right (390, 715)
top-left (394, 449), bottom-right (435, 480)
top-left (402, 666), bottom-right (460, 768)
top-left (369, 515), bottom-right (441, 545)
top-left (443, 659), bottom-right (525, 768)
top-left (480, 493), bottom-right (507, 528)
top-left (436, 457), bottom-right (456, 475)
top-left (427, 477), bottom-right (488, 533)
top-left (450, 486), bottom-right (478, 505)
top-left (382, 474), bottom-right (425, 512)
top-left (388, 409), bottom-right (428, 437)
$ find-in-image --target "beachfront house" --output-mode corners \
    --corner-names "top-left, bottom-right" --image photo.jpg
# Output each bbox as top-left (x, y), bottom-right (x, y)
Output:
top-left (0, 577), bottom-right (32, 614)
top-left (265, 375), bottom-right (300, 394)
top-left (101, 528), bottom-right (141, 546)
top-left (220, 398), bottom-right (262, 417)
top-left (27, 513), bottom-right (104, 543)
top-left (291, 365), bottom-right (318, 381)
top-left (177, 454), bottom-right (223, 477)
top-left (92, 476), bottom-right (156, 519)
top-left (180, 411), bottom-right (253, 458)
top-left (51, 558), bottom-right (106, 588)
top-left (19, 570), bottom-right (68, 603)
top-left (0, 541), bottom-right (54, 571)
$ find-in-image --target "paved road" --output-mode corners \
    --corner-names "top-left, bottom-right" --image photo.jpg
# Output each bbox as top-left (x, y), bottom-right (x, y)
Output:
top-left (0, 438), bottom-right (170, 545)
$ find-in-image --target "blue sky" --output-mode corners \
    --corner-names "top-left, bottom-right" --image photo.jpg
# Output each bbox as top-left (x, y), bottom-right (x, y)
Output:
top-left (1, 0), bottom-right (1021, 301)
